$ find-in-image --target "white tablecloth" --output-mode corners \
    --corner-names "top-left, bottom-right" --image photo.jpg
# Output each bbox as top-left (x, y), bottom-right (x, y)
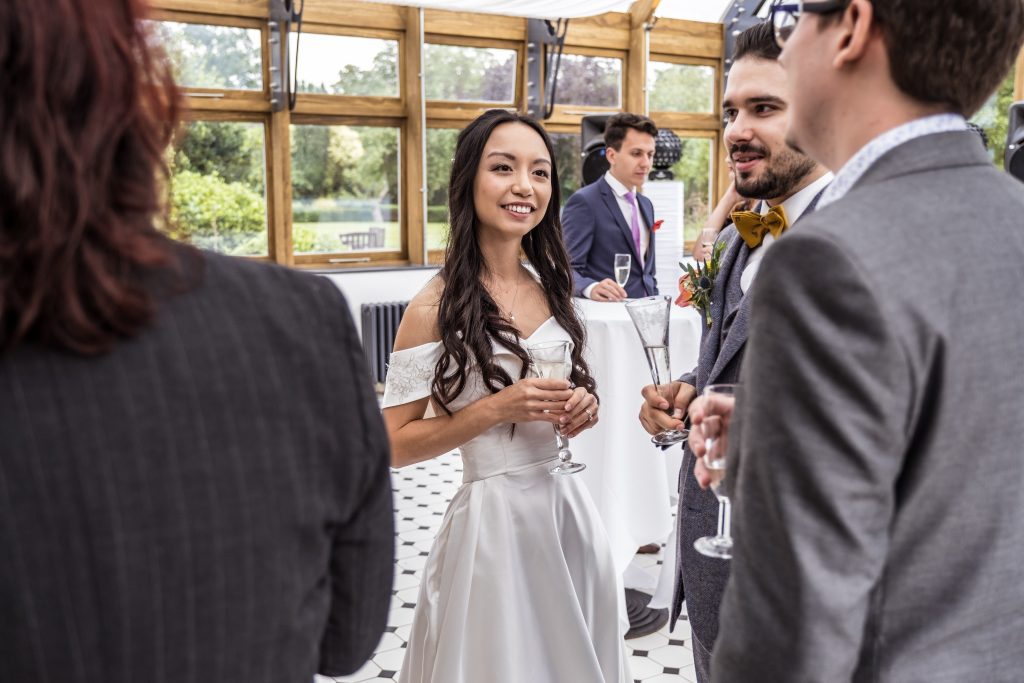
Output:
top-left (570, 298), bottom-right (702, 593)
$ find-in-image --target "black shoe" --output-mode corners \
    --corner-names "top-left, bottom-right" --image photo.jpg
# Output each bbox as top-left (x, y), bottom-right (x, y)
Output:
top-left (624, 588), bottom-right (669, 639)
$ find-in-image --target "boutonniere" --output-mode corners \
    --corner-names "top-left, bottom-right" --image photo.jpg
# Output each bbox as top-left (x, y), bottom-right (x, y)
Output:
top-left (651, 219), bottom-right (664, 232)
top-left (676, 241), bottom-right (726, 326)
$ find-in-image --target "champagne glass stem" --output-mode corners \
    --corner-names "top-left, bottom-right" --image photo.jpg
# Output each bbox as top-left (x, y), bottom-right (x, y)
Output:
top-left (719, 493), bottom-right (732, 543)
top-left (554, 427), bottom-right (571, 462)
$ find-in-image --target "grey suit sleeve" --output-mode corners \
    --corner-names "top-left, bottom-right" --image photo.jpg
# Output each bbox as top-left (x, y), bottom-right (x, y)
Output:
top-left (561, 192), bottom-right (599, 296)
top-left (312, 282), bottom-right (394, 677)
top-left (711, 233), bottom-right (910, 682)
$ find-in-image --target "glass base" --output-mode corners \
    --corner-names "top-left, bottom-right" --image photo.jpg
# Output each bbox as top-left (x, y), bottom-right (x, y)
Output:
top-left (550, 461), bottom-right (587, 475)
top-left (694, 535), bottom-right (732, 559)
top-left (651, 428), bottom-right (688, 447)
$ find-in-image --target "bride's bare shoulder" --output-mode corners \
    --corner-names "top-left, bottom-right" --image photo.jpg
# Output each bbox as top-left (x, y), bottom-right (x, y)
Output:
top-left (393, 276), bottom-right (444, 351)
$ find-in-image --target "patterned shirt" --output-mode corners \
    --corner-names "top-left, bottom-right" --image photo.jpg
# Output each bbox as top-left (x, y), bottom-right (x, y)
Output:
top-left (818, 113), bottom-right (967, 209)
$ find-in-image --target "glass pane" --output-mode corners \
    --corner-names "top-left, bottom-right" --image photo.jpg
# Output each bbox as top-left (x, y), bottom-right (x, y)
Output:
top-left (648, 62), bottom-right (715, 113)
top-left (291, 125), bottom-right (401, 255)
top-left (970, 65), bottom-right (1016, 165)
top-left (668, 137), bottom-right (713, 247)
top-left (425, 128), bottom-right (459, 252)
top-left (550, 133), bottom-right (583, 205)
top-left (168, 121), bottom-right (268, 256)
top-left (292, 34), bottom-right (399, 97)
top-left (553, 54), bottom-right (622, 108)
top-left (424, 44), bottom-right (517, 103)
top-left (152, 21), bottom-right (262, 90)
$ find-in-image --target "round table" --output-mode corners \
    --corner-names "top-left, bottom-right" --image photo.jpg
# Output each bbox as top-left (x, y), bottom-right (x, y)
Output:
top-left (570, 298), bottom-right (702, 598)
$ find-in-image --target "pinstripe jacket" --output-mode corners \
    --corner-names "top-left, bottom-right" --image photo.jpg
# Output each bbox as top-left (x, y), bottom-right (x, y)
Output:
top-left (0, 247), bottom-right (393, 682)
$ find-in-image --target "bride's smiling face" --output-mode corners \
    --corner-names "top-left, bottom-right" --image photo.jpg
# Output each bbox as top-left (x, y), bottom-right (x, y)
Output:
top-left (473, 122), bottom-right (552, 239)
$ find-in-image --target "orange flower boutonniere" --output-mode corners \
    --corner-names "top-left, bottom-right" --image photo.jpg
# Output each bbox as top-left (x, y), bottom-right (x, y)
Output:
top-left (676, 241), bottom-right (726, 326)
top-left (651, 219), bottom-right (664, 232)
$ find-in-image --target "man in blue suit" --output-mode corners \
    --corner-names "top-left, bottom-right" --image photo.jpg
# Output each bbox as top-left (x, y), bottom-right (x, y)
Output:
top-left (563, 113), bottom-right (658, 300)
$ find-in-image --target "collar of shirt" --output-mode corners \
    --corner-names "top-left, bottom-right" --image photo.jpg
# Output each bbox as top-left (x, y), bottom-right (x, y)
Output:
top-left (818, 113), bottom-right (967, 209)
top-left (603, 170), bottom-right (634, 198)
top-left (759, 171), bottom-right (834, 223)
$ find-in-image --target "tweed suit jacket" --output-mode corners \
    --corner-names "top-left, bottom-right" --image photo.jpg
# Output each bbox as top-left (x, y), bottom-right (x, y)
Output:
top-left (562, 176), bottom-right (658, 298)
top-left (712, 131), bottom-right (1024, 681)
top-left (0, 248), bottom-right (394, 683)
top-left (671, 191), bottom-right (824, 648)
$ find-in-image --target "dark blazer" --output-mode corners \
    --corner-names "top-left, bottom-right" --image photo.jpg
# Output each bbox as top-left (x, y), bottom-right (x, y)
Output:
top-left (562, 175), bottom-right (657, 298)
top-left (713, 131), bottom-right (1024, 681)
top-left (671, 192), bottom-right (824, 654)
top-left (0, 248), bottom-right (393, 683)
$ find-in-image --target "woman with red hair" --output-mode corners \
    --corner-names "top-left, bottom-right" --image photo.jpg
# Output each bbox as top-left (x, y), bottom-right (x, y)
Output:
top-left (0, 2), bottom-right (393, 681)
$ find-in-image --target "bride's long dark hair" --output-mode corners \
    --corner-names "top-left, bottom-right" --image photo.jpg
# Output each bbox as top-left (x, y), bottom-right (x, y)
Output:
top-left (431, 109), bottom-right (596, 412)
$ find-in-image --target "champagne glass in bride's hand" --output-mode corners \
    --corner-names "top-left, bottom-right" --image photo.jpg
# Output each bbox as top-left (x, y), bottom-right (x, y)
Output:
top-left (694, 383), bottom-right (738, 560)
top-left (625, 296), bottom-right (688, 446)
top-left (614, 253), bottom-right (631, 290)
top-left (527, 340), bottom-right (586, 475)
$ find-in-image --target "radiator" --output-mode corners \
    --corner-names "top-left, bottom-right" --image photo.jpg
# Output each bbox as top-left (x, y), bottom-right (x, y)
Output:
top-left (361, 301), bottom-right (409, 387)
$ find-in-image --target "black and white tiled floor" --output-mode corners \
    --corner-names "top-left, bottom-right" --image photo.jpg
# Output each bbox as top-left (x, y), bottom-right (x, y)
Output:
top-left (316, 452), bottom-right (697, 683)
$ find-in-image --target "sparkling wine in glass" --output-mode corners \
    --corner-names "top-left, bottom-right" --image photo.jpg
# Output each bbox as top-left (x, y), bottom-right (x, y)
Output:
top-left (625, 296), bottom-right (688, 446)
top-left (527, 340), bottom-right (586, 475)
top-left (614, 253), bottom-right (631, 289)
top-left (694, 383), bottom-right (738, 560)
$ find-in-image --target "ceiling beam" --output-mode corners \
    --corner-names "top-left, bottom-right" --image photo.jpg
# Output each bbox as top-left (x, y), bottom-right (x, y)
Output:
top-left (628, 0), bottom-right (659, 28)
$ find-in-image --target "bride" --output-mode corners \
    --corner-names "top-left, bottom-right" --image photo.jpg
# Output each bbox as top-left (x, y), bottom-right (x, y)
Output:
top-left (382, 109), bottom-right (629, 682)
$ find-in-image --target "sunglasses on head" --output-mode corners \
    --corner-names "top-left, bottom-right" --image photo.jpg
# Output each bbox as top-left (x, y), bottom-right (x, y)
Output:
top-left (769, 0), bottom-right (852, 47)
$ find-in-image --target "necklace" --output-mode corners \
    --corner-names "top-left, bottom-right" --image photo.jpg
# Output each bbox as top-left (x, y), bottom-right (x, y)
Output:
top-left (487, 272), bottom-right (522, 323)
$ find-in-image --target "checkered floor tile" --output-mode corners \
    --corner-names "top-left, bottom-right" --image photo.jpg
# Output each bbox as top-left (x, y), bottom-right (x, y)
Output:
top-left (317, 452), bottom-right (696, 683)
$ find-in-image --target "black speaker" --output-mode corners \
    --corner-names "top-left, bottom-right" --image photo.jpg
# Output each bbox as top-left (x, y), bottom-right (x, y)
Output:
top-left (1005, 101), bottom-right (1024, 182)
top-left (580, 114), bottom-right (613, 186)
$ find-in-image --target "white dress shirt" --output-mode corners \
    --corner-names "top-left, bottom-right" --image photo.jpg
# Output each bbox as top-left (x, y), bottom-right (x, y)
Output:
top-left (583, 171), bottom-right (650, 299)
top-left (740, 171), bottom-right (834, 293)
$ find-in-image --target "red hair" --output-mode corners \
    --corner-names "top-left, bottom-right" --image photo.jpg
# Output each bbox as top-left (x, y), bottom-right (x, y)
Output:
top-left (0, 0), bottom-right (184, 354)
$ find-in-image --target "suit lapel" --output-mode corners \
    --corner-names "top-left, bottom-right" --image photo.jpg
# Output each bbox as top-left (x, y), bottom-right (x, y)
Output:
top-left (599, 179), bottom-right (642, 261)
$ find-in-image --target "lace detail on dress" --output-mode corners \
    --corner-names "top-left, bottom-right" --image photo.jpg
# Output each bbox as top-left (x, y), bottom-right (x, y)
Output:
top-left (382, 341), bottom-right (443, 408)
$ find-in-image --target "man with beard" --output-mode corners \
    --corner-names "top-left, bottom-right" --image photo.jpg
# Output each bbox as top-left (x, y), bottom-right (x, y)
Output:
top-left (636, 21), bottom-right (830, 682)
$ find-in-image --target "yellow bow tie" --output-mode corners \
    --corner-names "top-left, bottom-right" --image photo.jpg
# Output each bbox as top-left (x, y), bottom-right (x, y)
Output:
top-left (730, 205), bottom-right (790, 248)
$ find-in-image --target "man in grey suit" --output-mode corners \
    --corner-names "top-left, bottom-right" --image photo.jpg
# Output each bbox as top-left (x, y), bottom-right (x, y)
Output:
top-left (689, 1), bottom-right (1024, 680)
top-left (638, 22), bottom-right (830, 682)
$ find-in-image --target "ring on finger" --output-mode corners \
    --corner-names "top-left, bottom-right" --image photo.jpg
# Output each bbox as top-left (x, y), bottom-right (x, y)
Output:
top-left (585, 407), bottom-right (594, 422)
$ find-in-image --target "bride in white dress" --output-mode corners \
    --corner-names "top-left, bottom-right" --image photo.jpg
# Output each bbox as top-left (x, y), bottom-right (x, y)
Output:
top-left (382, 110), bottom-right (629, 683)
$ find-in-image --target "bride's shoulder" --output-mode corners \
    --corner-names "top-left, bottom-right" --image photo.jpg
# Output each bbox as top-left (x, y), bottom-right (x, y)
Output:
top-left (393, 277), bottom-right (444, 352)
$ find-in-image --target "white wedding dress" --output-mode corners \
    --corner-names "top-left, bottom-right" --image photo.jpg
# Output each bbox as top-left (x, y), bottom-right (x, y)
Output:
top-left (384, 317), bottom-right (630, 683)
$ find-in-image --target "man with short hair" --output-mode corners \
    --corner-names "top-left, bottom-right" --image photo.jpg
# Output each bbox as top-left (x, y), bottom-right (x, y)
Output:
top-left (699, 1), bottom-right (1024, 680)
top-left (563, 112), bottom-right (659, 300)
top-left (637, 22), bottom-right (830, 682)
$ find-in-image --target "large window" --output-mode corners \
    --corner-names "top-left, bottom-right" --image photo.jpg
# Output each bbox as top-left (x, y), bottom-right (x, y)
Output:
top-left (648, 61), bottom-right (715, 113)
top-left (425, 44), bottom-right (517, 103)
top-left (293, 33), bottom-right (399, 97)
top-left (153, 21), bottom-right (263, 90)
top-left (554, 54), bottom-right (622, 108)
top-left (669, 137), bottom-right (713, 246)
top-left (425, 128), bottom-right (459, 252)
top-left (291, 124), bottom-right (401, 255)
top-left (550, 132), bottom-right (583, 204)
top-left (149, 1), bottom-right (728, 269)
top-left (169, 120), bottom-right (268, 256)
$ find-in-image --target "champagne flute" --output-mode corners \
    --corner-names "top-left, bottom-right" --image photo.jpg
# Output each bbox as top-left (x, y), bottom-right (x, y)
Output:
top-left (625, 295), bottom-right (688, 446)
top-left (614, 253), bottom-right (631, 289)
top-left (694, 383), bottom-right (738, 560)
top-left (527, 340), bottom-right (586, 475)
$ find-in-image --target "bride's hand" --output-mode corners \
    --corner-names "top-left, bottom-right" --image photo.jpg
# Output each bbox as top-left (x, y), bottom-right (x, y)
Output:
top-left (491, 378), bottom-right (574, 425)
top-left (558, 386), bottom-right (600, 438)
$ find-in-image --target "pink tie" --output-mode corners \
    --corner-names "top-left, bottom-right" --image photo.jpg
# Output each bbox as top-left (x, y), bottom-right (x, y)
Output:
top-left (624, 191), bottom-right (642, 257)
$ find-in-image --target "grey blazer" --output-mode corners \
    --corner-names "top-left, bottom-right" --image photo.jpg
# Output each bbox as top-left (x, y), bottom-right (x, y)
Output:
top-left (0, 248), bottom-right (394, 683)
top-left (712, 131), bottom-right (1024, 681)
top-left (672, 193), bottom-right (824, 649)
